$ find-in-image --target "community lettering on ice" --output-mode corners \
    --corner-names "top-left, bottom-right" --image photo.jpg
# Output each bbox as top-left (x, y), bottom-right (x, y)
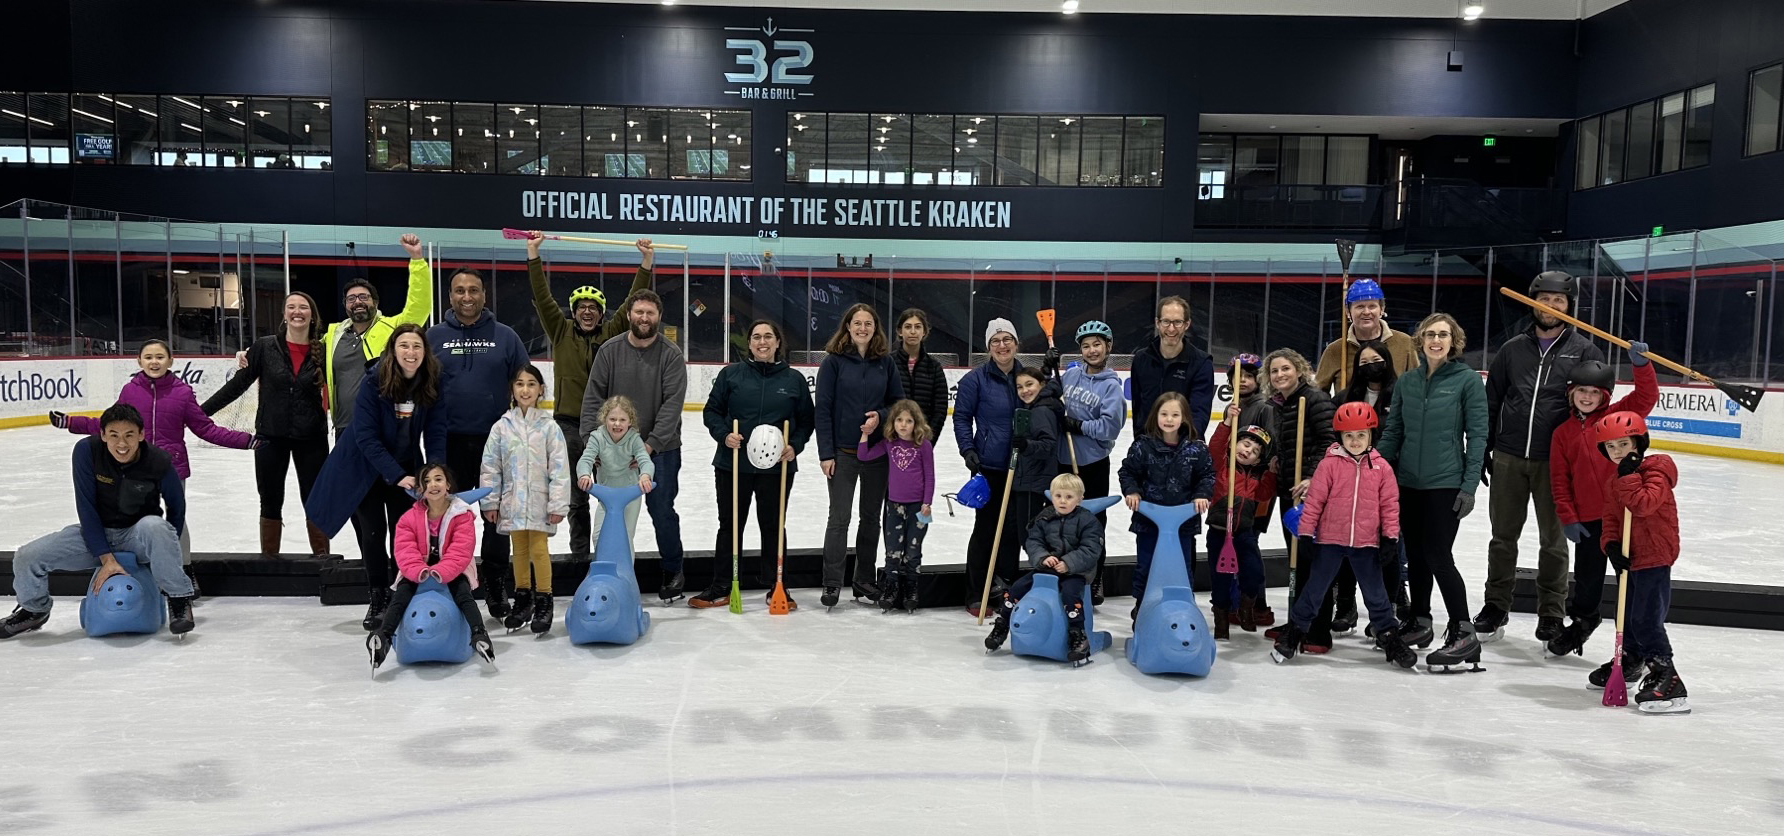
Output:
top-left (520, 191), bottom-right (1013, 230)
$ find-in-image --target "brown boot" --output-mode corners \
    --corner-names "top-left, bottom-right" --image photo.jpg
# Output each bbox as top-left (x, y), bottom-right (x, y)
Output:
top-left (259, 518), bottom-right (282, 556)
top-left (306, 520), bottom-right (331, 556)
top-left (1237, 595), bottom-right (1258, 632)
top-left (1212, 608), bottom-right (1231, 640)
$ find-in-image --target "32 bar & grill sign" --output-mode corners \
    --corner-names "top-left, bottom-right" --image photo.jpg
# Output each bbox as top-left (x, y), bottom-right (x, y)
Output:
top-left (724, 18), bottom-right (815, 100)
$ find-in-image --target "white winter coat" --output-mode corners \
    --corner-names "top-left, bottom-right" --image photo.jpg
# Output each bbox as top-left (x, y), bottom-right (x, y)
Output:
top-left (479, 406), bottom-right (571, 534)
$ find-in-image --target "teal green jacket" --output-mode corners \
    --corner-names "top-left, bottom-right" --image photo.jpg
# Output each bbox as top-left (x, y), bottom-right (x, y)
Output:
top-left (1376, 355), bottom-right (1487, 495)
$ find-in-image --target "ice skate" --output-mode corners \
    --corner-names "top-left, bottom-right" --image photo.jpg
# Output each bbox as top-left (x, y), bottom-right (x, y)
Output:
top-left (365, 633), bottom-right (389, 677)
top-left (1589, 654), bottom-right (1646, 690)
top-left (529, 594), bottom-right (553, 635)
top-left (1066, 626), bottom-right (1092, 667)
top-left (1211, 607), bottom-right (1230, 640)
top-left (1635, 659), bottom-right (1690, 715)
top-left (983, 604), bottom-right (1011, 653)
top-left (1424, 620), bottom-right (1484, 673)
top-left (168, 596), bottom-right (195, 639)
top-left (1393, 616), bottom-right (1435, 649)
top-left (1544, 614), bottom-right (1601, 658)
top-left (1270, 623), bottom-right (1306, 664)
top-left (658, 569), bottom-right (686, 605)
top-left (1471, 602), bottom-right (1508, 642)
top-left (821, 586), bottom-right (841, 610)
top-left (361, 586), bottom-right (391, 632)
top-left (484, 577), bottom-right (511, 620)
top-left (1377, 625), bottom-right (1417, 669)
top-left (1534, 615), bottom-right (1564, 643)
top-left (504, 588), bottom-right (534, 633)
top-left (764, 589), bottom-right (798, 611)
top-left (1331, 595), bottom-right (1358, 636)
top-left (0, 606), bottom-right (50, 639)
top-left (852, 579), bottom-right (880, 605)
top-left (471, 629), bottom-right (496, 668)
top-left (1236, 595), bottom-right (1258, 632)
top-left (878, 571), bottom-right (902, 613)
top-left (900, 574), bottom-right (919, 613)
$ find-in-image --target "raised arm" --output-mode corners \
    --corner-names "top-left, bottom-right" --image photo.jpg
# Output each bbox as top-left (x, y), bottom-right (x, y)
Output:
top-left (394, 234), bottom-right (434, 327)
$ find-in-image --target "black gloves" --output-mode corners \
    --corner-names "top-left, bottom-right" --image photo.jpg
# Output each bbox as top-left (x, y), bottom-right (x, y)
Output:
top-left (1453, 492), bottom-right (1476, 520)
top-left (1376, 538), bottom-right (1399, 567)
top-left (1617, 451), bottom-right (1644, 477)
top-left (963, 449), bottom-right (981, 474)
top-left (1606, 542), bottom-right (1630, 573)
top-left (1011, 435), bottom-right (1029, 453)
top-left (1043, 347), bottom-right (1061, 376)
top-left (1563, 522), bottom-right (1590, 543)
top-left (1063, 415), bottom-right (1084, 436)
top-left (48, 410), bottom-right (69, 429)
top-left (1481, 450), bottom-right (1493, 487)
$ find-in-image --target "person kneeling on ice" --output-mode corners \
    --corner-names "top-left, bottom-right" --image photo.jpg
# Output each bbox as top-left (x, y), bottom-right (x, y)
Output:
top-left (3, 403), bottom-right (195, 639)
top-left (366, 463), bottom-right (494, 672)
top-left (1590, 412), bottom-right (1690, 714)
top-left (1207, 416), bottom-right (1277, 637)
top-left (1274, 403), bottom-right (1422, 669)
top-left (984, 473), bottom-right (1104, 664)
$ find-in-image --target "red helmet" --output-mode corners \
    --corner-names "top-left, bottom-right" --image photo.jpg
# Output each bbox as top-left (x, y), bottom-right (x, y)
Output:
top-left (1595, 411), bottom-right (1648, 443)
top-left (1333, 401), bottom-right (1379, 433)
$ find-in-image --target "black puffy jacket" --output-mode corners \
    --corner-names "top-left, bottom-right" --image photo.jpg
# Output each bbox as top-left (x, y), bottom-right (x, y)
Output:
top-left (202, 334), bottom-right (327, 440)
top-left (1012, 394), bottom-right (1061, 494)
top-left (1485, 323), bottom-right (1605, 460)
top-left (893, 344), bottom-right (950, 442)
top-left (1271, 382), bottom-right (1337, 494)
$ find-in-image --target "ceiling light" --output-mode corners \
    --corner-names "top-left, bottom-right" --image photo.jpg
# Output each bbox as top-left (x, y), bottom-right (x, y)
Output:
top-left (1463, 4), bottom-right (1483, 20)
top-left (662, 0), bottom-right (677, 6)
top-left (966, 137), bottom-right (978, 143)
top-left (1062, 0), bottom-right (1079, 14)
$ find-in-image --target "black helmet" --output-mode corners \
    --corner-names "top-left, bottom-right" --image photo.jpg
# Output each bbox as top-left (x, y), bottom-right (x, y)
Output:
top-left (1529, 270), bottom-right (1578, 299)
top-left (1567, 360), bottom-right (1615, 393)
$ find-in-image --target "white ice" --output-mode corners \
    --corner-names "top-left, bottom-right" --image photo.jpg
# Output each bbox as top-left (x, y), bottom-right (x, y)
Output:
top-left (2, 419), bottom-right (1782, 836)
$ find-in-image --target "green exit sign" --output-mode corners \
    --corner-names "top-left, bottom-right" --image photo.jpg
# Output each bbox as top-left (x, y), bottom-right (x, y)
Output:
top-left (1482, 136), bottom-right (1496, 147)
top-left (1652, 226), bottom-right (1665, 237)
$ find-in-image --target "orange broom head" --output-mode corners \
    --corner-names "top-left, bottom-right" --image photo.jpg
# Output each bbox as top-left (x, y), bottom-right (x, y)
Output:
top-left (1035, 309), bottom-right (1056, 339)
top-left (769, 584), bottom-right (791, 616)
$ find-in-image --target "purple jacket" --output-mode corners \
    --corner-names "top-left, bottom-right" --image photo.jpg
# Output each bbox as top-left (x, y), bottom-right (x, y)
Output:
top-left (858, 436), bottom-right (935, 505)
top-left (68, 371), bottom-right (255, 478)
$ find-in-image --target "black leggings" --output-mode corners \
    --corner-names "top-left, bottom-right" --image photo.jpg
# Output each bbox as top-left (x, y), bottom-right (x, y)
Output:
top-left (447, 432), bottom-right (510, 592)
top-left (1400, 486), bottom-right (1471, 624)
top-left (254, 435), bottom-right (329, 520)
top-left (376, 575), bottom-right (483, 639)
top-left (713, 467), bottom-right (794, 588)
top-left (965, 471), bottom-right (1035, 603)
top-left (354, 479), bottom-right (412, 589)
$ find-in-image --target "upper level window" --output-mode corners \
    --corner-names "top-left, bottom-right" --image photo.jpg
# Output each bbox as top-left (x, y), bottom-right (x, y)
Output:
top-left (0, 92), bottom-right (330, 168)
top-left (786, 111), bottom-right (1165, 187)
top-left (1576, 83), bottom-right (1713, 189)
top-left (1747, 62), bottom-right (1782, 157)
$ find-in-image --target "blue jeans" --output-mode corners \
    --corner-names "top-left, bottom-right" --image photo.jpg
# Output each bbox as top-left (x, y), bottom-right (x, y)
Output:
top-left (1133, 521), bottom-right (1196, 602)
top-left (1206, 527), bottom-right (1263, 611)
top-left (12, 518), bottom-right (191, 613)
top-left (1624, 565), bottom-right (1673, 661)
top-left (646, 449), bottom-right (684, 572)
top-left (1292, 544), bottom-right (1397, 635)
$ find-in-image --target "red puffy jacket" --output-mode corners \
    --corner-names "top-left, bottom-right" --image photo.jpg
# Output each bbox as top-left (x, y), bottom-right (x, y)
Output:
top-left (1209, 423), bottom-right (1278, 531)
top-left (1550, 362), bottom-right (1658, 526)
top-left (1599, 454), bottom-right (1680, 571)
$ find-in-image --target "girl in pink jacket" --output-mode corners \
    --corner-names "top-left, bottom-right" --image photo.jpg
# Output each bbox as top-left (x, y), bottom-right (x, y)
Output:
top-left (365, 463), bottom-right (492, 672)
top-left (1274, 402), bottom-right (1415, 669)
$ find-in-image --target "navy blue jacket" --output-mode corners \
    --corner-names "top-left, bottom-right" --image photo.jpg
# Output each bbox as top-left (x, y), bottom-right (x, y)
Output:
top-left (74, 437), bottom-right (185, 559)
top-left (1130, 335), bottom-right (1216, 440)
top-left (428, 309), bottom-right (530, 436)
top-left (305, 366), bottom-right (449, 536)
top-left (814, 348), bottom-right (904, 460)
top-left (1118, 434), bottom-right (1216, 535)
top-left (953, 360), bottom-right (1020, 471)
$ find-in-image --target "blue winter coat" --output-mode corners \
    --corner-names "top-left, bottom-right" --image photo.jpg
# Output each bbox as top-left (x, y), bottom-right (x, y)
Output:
top-left (428, 309), bottom-right (530, 436)
top-left (814, 348), bottom-right (904, 461)
top-left (1117, 434), bottom-right (1216, 535)
top-left (306, 368), bottom-right (448, 537)
top-left (953, 360), bottom-right (1019, 471)
top-left (1047, 366), bottom-right (1125, 466)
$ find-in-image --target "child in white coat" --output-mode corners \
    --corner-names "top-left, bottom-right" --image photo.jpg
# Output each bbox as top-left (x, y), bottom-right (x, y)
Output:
top-left (480, 364), bottom-right (570, 634)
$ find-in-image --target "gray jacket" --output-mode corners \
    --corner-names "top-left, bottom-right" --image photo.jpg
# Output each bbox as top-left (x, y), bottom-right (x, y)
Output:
top-left (1023, 505), bottom-right (1105, 579)
top-left (580, 334), bottom-right (688, 453)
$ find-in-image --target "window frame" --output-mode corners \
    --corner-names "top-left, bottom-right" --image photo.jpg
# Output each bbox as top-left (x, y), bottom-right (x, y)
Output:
top-left (1744, 61), bottom-right (1784, 158)
top-left (1575, 81), bottom-right (1717, 191)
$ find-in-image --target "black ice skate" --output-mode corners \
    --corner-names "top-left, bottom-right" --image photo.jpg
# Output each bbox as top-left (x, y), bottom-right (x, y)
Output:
top-left (1376, 626), bottom-right (1417, 669)
top-left (361, 586), bottom-right (391, 632)
top-left (900, 574), bottom-right (920, 613)
top-left (167, 596), bottom-right (195, 639)
top-left (530, 594), bottom-right (553, 635)
top-left (879, 571), bottom-right (902, 613)
top-left (1331, 595), bottom-right (1358, 636)
top-left (1396, 616), bottom-right (1436, 649)
top-left (1066, 626), bottom-right (1092, 667)
top-left (1635, 659), bottom-right (1690, 715)
top-left (1589, 654), bottom-right (1646, 690)
top-left (1270, 623), bottom-right (1307, 664)
top-left (1534, 615), bottom-right (1564, 643)
top-left (821, 586), bottom-right (841, 610)
top-left (659, 569), bottom-right (686, 605)
top-left (763, 589), bottom-right (799, 611)
top-left (1425, 621), bottom-right (1485, 673)
top-left (984, 601), bottom-right (1012, 653)
top-left (365, 633), bottom-right (390, 677)
top-left (471, 629), bottom-right (496, 668)
top-left (0, 606), bottom-right (50, 639)
top-left (484, 577), bottom-right (511, 620)
top-left (852, 579), bottom-right (880, 605)
top-left (504, 588), bottom-right (535, 633)
top-left (1544, 614), bottom-right (1602, 657)
top-left (1471, 602), bottom-right (1508, 643)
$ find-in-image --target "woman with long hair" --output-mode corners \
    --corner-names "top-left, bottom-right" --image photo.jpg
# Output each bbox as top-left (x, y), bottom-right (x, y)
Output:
top-left (814, 303), bottom-right (905, 608)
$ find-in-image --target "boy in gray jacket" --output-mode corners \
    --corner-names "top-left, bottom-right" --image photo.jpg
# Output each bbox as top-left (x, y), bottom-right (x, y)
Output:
top-left (984, 473), bottom-right (1105, 663)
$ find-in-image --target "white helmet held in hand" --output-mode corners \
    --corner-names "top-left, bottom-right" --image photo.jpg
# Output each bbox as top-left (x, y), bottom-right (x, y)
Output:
top-left (747, 424), bottom-right (785, 470)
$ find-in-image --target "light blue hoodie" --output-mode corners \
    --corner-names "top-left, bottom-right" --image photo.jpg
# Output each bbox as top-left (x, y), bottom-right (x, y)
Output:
top-left (1052, 365), bottom-right (1125, 466)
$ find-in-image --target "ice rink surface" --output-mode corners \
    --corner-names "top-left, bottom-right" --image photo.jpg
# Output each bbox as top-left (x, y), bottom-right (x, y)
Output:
top-left (3, 418), bottom-right (1782, 835)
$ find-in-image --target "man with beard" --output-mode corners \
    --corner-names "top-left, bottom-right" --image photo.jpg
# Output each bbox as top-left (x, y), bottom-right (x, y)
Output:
top-left (581, 289), bottom-right (689, 603)
top-left (1130, 295), bottom-right (1215, 439)
top-left (322, 234), bottom-right (435, 434)
top-left (429, 266), bottom-right (529, 618)
top-left (1313, 278), bottom-right (1418, 392)
top-left (1477, 271), bottom-right (1605, 644)
top-left (525, 232), bottom-right (656, 562)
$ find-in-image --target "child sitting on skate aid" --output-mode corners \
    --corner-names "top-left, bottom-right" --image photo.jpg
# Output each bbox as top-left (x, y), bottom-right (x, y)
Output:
top-left (983, 473), bottom-right (1105, 666)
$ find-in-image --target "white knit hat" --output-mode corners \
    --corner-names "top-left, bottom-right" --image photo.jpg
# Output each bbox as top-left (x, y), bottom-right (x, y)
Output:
top-left (984, 318), bottom-right (1017, 348)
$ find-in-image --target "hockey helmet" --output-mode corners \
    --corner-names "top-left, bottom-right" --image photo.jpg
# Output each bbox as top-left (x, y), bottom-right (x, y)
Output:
top-left (746, 424), bottom-right (785, 470)
top-left (1567, 360), bottom-right (1616, 394)
top-left (1345, 278), bottom-right (1385, 307)
top-left (1236, 424), bottom-right (1273, 450)
top-left (1528, 271), bottom-right (1579, 299)
top-left (1333, 401), bottom-right (1379, 433)
top-left (1595, 411), bottom-right (1650, 459)
top-left (954, 473), bottom-right (991, 510)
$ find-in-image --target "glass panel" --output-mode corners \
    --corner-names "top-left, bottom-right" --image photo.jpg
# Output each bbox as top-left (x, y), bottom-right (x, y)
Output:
top-left (871, 113), bottom-right (912, 184)
top-left (583, 105), bottom-right (625, 177)
top-left (1196, 134), bottom-right (1233, 199)
top-left (453, 102), bottom-right (496, 174)
top-left (247, 96), bottom-right (292, 168)
top-left (995, 114), bottom-right (1037, 186)
top-left (1234, 134), bottom-right (1279, 188)
top-left (625, 106), bottom-right (670, 179)
top-left (118, 219), bottom-right (168, 349)
top-left (1657, 92), bottom-right (1685, 173)
top-left (1104, 264), bottom-right (1159, 354)
top-left (69, 217), bottom-right (119, 353)
top-left (70, 94), bottom-right (115, 165)
top-left (540, 104), bottom-right (581, 177)
top-left (1683, 83), bottom-right (1714, 169)
top-left (1079, 116), bottom-right (1123, 186)
top-left (202, 96), bottom-right (247, 168)
top-left (1626, 99), bottom-right (1655, 180)
top-left (1748, 64), bottom-right (1783, 156)
top-left (820, 112), bottom-right (869, 184)
top-left (411, 101), bottom-right (452, 172)
top-left (293, 99), bottom-right (331, 169)
top-left (910, 114), bottom-right (953, 185)
top-left (1209, 260), bottom-right (1268, 364)
top-left (1326, 136), bottom-right (1369, 184)
top-left (1281, 135), bottom-right (1325, 195)
top-left (1575, 116), bottom-right (1600, 189)
top-left (713, 109), bottom-right (749, 180)
top-left (497, 103), bottom-right (541, 175)
top-left (890, 265), bottom-right (971, 367)
top-left (1598, 107), bottom-right (1627, 186)
top-left (1052, 268), bottom-right (1105, 358)
top-left (159, 95), bottom-right (203, 167)
top-left (1123, 115), bottom-right (1164, 186)
top-left (786, 110), bottom-right (824, 182)
top-left (1, 91), bottom-right (31, 164)
top-left (668, 108), bottom-right (710, 180)
top-left (114, 94), bottom-right (158, 165)
top-left (955, 115), bottom-right (995, 187)
top-left (28, 93), bottom-right (70, 164)
top-left (1038, 116), bottom-right (1080, 187)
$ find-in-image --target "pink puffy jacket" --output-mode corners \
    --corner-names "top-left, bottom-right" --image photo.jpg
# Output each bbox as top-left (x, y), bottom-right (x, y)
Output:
top-left (1297, 444), bottom-right (1401, 548)
top-left (392, 498), bottom-right (482, 589)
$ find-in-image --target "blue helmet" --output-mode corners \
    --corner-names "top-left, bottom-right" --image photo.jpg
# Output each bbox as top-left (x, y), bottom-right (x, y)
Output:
top-left (1282, 504), bottom-right (1304, 536)
top-left (954, 473), bottom-right (991, 509)
top-left (1345, 278), bottom-right (1385, 307)
top-left (1075, 320), bottom-right (1114, 345)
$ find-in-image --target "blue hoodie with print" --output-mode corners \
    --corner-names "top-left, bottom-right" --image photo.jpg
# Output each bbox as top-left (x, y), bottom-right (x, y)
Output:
top-left (428, 309), bottom-right (530, 435)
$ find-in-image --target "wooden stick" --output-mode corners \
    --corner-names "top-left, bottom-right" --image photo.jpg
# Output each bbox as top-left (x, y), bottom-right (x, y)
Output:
top-left (769, 420), bottom-right (793, 616)
top-left (729, 420), bottom-right (743, 614)
top-left (975, 457), bottom-right (1020, 627)
top-left (1602, 507), bottom-right (1634, 707)
top-left (1287, 396), bottom-right (1307, 605)
top-left (556, 233), bottom-right (689, 251)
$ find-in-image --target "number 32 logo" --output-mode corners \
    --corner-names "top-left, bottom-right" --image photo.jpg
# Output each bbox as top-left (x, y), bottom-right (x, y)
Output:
top-left (725, 39), bottom-right (814, 85)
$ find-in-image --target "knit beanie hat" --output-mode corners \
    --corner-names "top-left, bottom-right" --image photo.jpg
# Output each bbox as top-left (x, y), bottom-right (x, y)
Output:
top-left (984, 318), bottom-right (1017, 349)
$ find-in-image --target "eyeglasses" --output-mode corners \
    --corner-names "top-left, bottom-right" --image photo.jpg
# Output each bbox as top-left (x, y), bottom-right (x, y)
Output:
top-left (344, 293), bottom-right (374, 303)
top-left (1157, 319), bottom-right (1187, 328)
top-left (988, 336), bottom-right (1016, 347)
top-left (1421, 330), bottom-right (1453, 340)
